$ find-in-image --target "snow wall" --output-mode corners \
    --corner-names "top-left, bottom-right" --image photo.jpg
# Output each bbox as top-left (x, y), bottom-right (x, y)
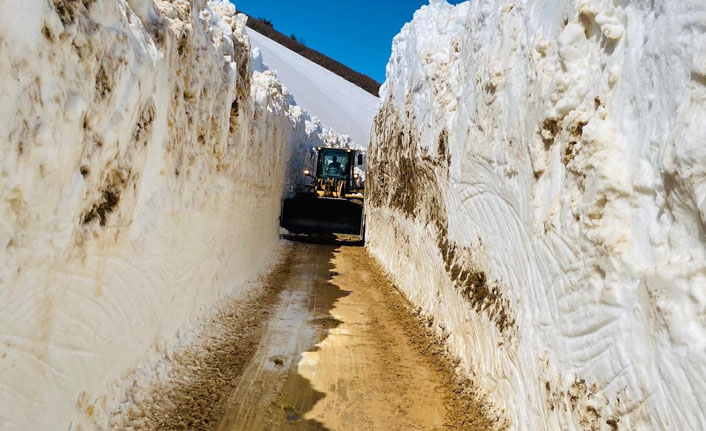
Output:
top-left (0, 1), bottom-right (347, 429)
top-left (367, 0), bottom-right (706, 429)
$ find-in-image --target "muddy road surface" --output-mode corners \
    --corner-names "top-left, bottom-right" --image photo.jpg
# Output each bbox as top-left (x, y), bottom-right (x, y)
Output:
top-left (216, 243), bottom-right (492, 431)
top-left (112, 242), bottom-right (493, 430)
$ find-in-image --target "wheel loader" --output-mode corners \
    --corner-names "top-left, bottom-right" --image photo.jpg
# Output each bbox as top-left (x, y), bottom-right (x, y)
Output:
top-left (280, 147), bottom-right (365, 240)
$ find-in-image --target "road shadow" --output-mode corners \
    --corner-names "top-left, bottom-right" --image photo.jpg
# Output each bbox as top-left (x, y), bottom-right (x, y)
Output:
top-left (215, 242), bottom-right (350, 431)
top-left (109, 242), bottom-right (351, 431)
top-left (269, 243), bottom-right (349, 430)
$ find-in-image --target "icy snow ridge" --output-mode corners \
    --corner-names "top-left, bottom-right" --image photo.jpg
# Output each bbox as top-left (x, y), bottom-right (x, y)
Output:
top-left (368, 0), bottom-right (706, 430)
top-left (0, 0), bottom-right (350, 429)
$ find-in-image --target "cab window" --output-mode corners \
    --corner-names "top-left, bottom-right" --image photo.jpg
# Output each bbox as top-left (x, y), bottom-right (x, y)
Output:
top-left (320, 150), bottom-right (349, 178)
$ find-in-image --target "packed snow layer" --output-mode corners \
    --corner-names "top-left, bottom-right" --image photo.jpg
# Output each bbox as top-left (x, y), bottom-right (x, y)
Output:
top-left (367, 0), bottom-right (706, 429)
top-left (0, 0), bottom-right (349, 429)
top-left (247, 28), bottom-right (380, 147)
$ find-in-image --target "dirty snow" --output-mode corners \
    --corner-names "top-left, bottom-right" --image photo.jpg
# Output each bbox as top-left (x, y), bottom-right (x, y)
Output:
top-left (367, 0), bottom-right (706, 430)
top-left (0, 0), bottom-right (350, 429)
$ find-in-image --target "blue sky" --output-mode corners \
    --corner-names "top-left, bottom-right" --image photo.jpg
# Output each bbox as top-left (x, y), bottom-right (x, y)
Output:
top-left (231, 1), bottom-right (466, 83)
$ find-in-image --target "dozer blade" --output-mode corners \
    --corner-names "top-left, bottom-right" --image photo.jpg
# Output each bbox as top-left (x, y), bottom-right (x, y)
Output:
top-left (280, 195), bottom-right (363, 236)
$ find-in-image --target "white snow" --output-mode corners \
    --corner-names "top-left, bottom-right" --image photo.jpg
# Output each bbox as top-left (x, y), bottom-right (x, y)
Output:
top-left (0, 0), bottom-right (352, 429)
top-left (8, 0), bottom-right (705, 428)
top-left (368, 0), bottom-right (706, 430)
top-left (247, 28), bottom-right (380, 148)
top-left (284, 103), bottom-right (358, 196)
top-left (249, 38), bottom-right (371, 196)
top-left (248, 48), bottom-right (358, 196)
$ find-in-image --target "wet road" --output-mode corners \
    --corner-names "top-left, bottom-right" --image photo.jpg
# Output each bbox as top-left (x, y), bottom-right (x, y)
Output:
top-left (110, 242), bottom-right (492, 431)
top-left (215, 243), bottom-right (489, 431)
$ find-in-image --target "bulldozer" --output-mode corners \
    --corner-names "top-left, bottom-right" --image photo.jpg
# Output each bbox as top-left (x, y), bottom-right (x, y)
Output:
top-left (280, 147), bottom-right (366, 240)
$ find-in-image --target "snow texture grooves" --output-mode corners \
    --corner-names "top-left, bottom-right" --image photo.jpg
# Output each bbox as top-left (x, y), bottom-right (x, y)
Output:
top-left (367, 0), bottom-right (706, 430)
top-left (0, 0), bottom-right (350, 429)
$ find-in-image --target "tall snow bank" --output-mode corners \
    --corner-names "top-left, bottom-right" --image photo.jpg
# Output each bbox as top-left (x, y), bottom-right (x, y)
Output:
top-left (368, 0), bottom-right (706, 429)
top-left (0, 0), bottom-right (343, 429)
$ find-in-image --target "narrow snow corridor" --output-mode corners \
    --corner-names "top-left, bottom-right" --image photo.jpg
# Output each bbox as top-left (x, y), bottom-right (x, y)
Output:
top-left (3, 0), bottom-right (706, 429)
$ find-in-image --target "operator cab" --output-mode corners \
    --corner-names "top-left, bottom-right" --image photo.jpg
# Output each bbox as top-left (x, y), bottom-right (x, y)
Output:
top-left (318, 148), bottom-right (351, 179)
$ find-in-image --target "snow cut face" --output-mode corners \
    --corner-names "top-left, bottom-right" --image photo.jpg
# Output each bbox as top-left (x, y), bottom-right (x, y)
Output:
top-left (367, 0), bottom-right (706, 430)
top-left (0, 0), bottom-right (354, 429)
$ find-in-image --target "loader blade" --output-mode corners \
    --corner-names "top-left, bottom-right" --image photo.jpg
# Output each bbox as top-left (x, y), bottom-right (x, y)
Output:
top-left (280, 196), bottom-right (363, 236)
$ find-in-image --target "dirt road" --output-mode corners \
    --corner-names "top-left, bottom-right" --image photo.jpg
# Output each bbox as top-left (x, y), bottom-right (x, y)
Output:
top-left (216, 242), bottom-right (491, 431)
top-left (112, 242), bottom-right (492, 430)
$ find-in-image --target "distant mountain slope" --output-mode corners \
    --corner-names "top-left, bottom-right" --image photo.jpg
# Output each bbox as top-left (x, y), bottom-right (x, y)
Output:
top-left (245, 15), bottom-right (381, 97)
top-left (248, 28), bottom-right (379, 148)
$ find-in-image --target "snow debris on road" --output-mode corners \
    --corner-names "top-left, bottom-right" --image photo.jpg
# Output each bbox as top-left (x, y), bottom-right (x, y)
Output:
top-left (367, 0), bottom-right (706, 430)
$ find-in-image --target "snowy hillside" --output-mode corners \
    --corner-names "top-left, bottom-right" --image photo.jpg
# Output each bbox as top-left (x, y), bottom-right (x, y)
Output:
top-left (247, 28), bottom-right (380, 147)
top-left (367, 0), bottom-right (706, 430)
top-left (0, 1), bottom-right (351, 429)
